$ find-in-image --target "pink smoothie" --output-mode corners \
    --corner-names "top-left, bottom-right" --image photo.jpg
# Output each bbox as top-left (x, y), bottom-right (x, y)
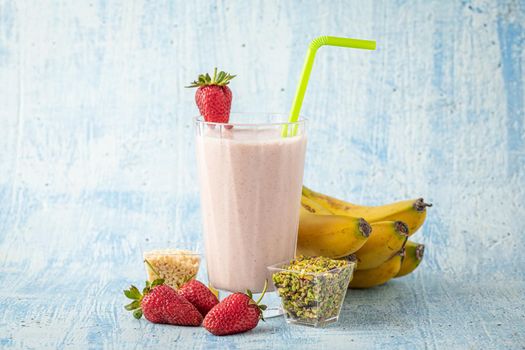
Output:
top-left (196, 127), bottom-right (307, 293)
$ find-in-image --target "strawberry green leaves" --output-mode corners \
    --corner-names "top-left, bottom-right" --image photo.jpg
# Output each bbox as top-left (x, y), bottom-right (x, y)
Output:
top-left (124, 284), bottom-right (145, 319)
top-left (124, 300), bottom-right (141, 311)
top-left (124, 277), bottom-right (165, 320)
top-left (186, 67), bottom-right (236, 88)
top-left (124, 285), bottom-right (141, 300)
top-left (133, 309), bottom-right (143, 320)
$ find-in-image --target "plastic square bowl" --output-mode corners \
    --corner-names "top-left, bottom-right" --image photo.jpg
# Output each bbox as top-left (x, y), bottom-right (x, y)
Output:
top-left (143, 247), bottom-right (201, 290)
top-left (268, 256), bottom-right (355, 327)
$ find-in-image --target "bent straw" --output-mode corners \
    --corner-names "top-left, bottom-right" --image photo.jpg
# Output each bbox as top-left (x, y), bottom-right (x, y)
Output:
top-left (283, 36), bottom-right (376, 136)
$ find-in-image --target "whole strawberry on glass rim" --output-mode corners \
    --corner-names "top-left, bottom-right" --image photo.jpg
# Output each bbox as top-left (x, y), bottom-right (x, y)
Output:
top-left (186, 67), bottom-right (235, 123)
top-left (203, 280), bottom-right (268, 336)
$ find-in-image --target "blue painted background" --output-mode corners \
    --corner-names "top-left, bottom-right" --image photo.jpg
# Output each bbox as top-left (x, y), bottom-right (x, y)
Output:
top-left (1, 1), bottom-right (524, 348)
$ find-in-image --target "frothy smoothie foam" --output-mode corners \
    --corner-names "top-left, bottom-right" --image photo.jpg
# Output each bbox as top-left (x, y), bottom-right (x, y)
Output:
top-left (196, 124), bottom-right (306, 293)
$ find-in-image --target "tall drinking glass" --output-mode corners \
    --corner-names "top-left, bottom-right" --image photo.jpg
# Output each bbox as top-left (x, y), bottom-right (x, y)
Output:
top-left (195, 113), bottom-right (307, 315)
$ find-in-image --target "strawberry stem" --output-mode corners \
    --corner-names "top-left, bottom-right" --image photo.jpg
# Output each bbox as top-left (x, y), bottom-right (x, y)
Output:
top-left (212, 67), bottom-right (217, 82)
top-left (255, 280), bottom-right (268, 305)
top-left (144, 259), bottom-right (160, 278)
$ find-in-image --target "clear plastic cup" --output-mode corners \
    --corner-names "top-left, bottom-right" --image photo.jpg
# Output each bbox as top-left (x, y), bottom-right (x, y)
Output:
top-left (142, 244), bottom-right (201, 290)
top-left (268, 257), bottom-right (355, 327)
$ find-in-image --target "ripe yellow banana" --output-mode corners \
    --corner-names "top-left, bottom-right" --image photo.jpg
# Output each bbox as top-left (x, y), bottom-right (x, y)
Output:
top-left (301, 195), bottom-right (332, 215)
top-left (396, 241), bottom-right (425, 278)
top-left (297, 206), bottom-right (371, 258)
top-left (349, 249), bottom-right (404, 289)
top-left (354, 221), bottom-right (409, 270)
top-left (302, 186), bottom-right (431, 235)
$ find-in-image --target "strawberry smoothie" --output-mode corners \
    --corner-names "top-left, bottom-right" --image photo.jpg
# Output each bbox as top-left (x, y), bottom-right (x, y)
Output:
top-left (195, 118), bottom-right (307, 293)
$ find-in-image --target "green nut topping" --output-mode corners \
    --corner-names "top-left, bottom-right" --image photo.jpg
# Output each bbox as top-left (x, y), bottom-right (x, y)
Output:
top-left (272, 256), bottom-right (353, 324)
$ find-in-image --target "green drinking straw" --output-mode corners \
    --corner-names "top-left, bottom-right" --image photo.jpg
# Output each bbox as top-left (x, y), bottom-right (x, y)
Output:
top-left (283, 36), bottom-right (376, 136)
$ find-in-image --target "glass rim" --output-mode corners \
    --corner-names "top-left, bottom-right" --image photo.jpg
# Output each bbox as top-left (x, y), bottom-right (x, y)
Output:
top-left (194, 113), bottom-right (307, 127)
top-left (140, 240), bottom-right (204, 256)
top-left (142, 249), bottom-right (203, 259)
top-left (267, 260), bottom-right (356, 276)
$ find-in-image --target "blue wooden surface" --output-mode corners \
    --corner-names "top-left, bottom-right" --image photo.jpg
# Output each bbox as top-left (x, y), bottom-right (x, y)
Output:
top-left (1, 0), bottom-right (524, 348)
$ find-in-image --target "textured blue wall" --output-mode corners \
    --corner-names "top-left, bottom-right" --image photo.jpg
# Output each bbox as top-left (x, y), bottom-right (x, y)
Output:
top-left (0, 0), bottom-right (524, 348)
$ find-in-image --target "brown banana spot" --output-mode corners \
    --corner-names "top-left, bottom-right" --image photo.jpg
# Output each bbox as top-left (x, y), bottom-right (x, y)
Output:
top-left (358, 218), bottom-right (372, 238)
top-left (324, 196), bottom-right (339, 207)
top-left (414, 198), bottom-right (433, 212)
top-left (398, 247), bottom-right (406, 258)
top-left (415, 244), bottom-right (425, 260)
top-left (341, 254), bottom-right (358, 263)
top-left (301, 203), bottom-right (315, 213)
top-left (320, 194), bottom-right (352, 210)
top-left (394, 221), bottom-right (409, 236)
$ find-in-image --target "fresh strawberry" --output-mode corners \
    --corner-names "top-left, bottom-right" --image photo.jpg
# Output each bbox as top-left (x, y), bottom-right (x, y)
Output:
top-left (178, 279), bottom-right (219, 317)
top-left (203, 281), bottom-right (268, 336)
top-left (124, 278), bottom-right (203, 326)
top-left (186, 67), bottom-right (235, 123)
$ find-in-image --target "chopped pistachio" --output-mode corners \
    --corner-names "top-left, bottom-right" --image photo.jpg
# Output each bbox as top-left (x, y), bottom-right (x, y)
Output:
top-left (272, 256), bottom-right (353, 325)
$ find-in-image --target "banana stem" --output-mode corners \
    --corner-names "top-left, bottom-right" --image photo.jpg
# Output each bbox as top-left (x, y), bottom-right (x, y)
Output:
top-left (358, 218), bottom-right (372, 237)
top-left (414, 198), bottom-right (433, 212)
top-left (415, 244), bottom-right (425, 260)
top-left (394, 221), bottom-right (409, 236)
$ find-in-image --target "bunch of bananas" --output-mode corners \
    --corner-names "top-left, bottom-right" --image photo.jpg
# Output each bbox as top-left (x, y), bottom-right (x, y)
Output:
top-left (298, 186), bottom-right (431, 289)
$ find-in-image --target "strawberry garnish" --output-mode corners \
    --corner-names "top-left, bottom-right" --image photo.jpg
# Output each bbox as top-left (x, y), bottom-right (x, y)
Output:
top-left (203, 280), bottom-right (268, 336)
top-left (186, 68), bottom-right (235, 123)
top-left (124, 277), bottom-right (203, 326)
top-left (178, 279), bottom-right (219, 317)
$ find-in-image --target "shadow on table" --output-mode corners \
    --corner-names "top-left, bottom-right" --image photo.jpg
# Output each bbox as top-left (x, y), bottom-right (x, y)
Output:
top-left (335, 278), bottom-right (423, 330)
